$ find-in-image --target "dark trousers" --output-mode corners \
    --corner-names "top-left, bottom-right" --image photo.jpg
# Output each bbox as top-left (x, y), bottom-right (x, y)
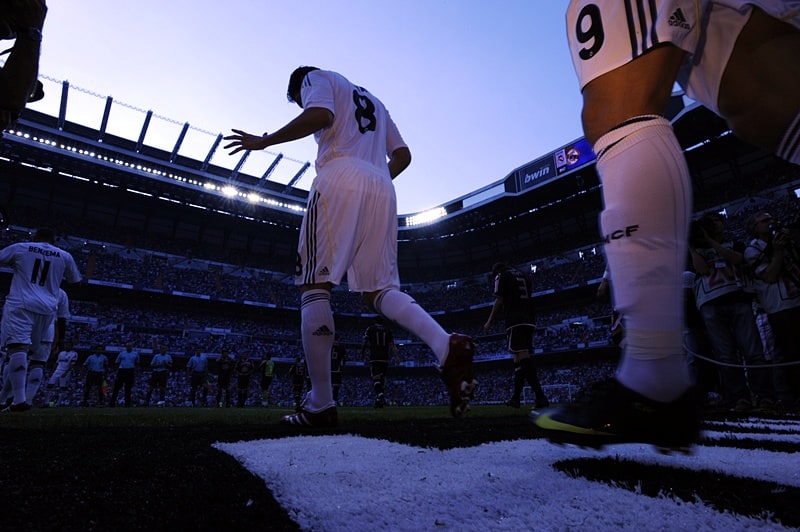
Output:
top-left (110, 368), bottom-right (134, 407)
top-left (84, 372), bottom-right (104, 404)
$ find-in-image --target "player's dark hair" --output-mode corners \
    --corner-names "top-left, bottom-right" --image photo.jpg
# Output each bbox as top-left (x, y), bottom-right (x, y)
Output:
top-left (33, 227), bottom-right (55, 243)
top-left (287, 66), bottom-right (320, 103)
top-left (492, 262), bottom-right (508, 276)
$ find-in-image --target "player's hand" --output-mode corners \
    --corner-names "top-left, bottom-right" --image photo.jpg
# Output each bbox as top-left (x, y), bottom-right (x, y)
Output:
top-left (223, 129), bottom-right (268, 155)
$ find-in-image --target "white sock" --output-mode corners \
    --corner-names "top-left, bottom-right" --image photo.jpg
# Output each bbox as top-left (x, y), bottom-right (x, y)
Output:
top-left (594, 116), bottom-right (692, 401)
top-left (777, 110), bottom-right (800, 164)
top-left (26, 366), bottom-right (44, 406)
top-left (374, 288), bottom-right (450, 365)
top-left (7, 351), bottom-right (29, 405)
top-left (300, 289), bottom-right (335, 411)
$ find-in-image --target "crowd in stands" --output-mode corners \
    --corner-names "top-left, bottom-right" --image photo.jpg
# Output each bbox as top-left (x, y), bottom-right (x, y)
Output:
top-left (2, 177), bottom-right (799, 410)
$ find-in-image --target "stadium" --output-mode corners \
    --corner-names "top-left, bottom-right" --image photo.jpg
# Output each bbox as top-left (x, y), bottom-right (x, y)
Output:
top-left (2, 75), bottom-right (800, 530)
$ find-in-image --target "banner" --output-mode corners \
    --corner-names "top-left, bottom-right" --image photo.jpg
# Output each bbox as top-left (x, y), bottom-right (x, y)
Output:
top-left (555, 137), bottom-right (595, 174)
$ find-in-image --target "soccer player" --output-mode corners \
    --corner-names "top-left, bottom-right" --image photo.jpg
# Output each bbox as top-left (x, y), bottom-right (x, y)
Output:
top-left (258, 352), bottom-right (275, 407)
top-left (214, 348), bottom-right (234, 407)
top-left (235, 353), bottom-right (255, 408)
top-left (288, 356), bottom-right (308, 412)
top-left (532, 1), bottom-right (800, 449)
top-left (0, 286), bottom-right (68, 407)
top-left (0, 227), bottom-right (81, 411)
top-left (45, 339), bottom-right (78, 406)
top-left (225, 67), bottom-right (476, 426)
top-left (483, 262), bottom-right (549, 410)
top-left (330, 337), bottom-right (347, 404)
top-left (361, 317), bottom-right (399, 409)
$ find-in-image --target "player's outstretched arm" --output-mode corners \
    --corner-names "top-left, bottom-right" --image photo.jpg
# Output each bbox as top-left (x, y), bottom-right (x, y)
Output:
top-left (224, 107), bottom-right (333, 155)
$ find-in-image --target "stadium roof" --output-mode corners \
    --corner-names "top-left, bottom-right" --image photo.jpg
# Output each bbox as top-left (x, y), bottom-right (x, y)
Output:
top-left (0, 89), bottom-right (783, 282)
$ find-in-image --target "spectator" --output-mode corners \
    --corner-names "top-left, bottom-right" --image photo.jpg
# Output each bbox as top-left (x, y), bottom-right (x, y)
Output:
top-left (690, 213), bottom-right (773, 409)
top-left (745, 211), bottom-right (800, 409)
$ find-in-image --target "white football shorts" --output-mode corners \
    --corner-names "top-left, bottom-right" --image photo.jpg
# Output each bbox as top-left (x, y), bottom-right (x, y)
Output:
top-left (295, 156), bottom-right (400, 293)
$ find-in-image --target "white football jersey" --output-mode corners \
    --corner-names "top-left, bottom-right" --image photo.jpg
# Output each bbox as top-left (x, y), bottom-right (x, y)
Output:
top-left (0, 242), bottom-right (81, 314)
top-left (301, 69), bottom-right (407, 172)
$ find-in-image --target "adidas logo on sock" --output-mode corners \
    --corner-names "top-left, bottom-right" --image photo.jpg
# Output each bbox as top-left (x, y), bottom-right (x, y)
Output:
top-left (668, 8), bottom-right (691, 30)
top-left (312, 325), bottom-right (334, 336)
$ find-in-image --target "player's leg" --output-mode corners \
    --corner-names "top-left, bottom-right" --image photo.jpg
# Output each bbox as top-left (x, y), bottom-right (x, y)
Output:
top-left (3, 343), bottom-right (29, 409)
top-left (291, 177), bottom-right (342, 418)
top-left (531, 28), bottom-right (699, 446)
top-left (297, 283), bottom-right (335, 413)
top-left (521, 358), bottom-right (549, 408)
top-left (352, 174), bottom-right (475, 417)
top-left (507, 361), bottom-right (524, 408)
top-left (579, 46), bottom-right (693, 402)
top-left (27, 336), bottom-right (52, 406)
top-left (371, 362), bottom-right (386, 407)
top-left (57, 374), bottom-right (71, 406)
top-left (1, 307), bottom-right (36, 409)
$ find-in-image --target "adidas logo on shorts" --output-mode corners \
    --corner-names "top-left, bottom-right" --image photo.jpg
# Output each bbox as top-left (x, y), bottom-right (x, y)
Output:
top-left (668, 8), bottom-right (691, 30)
top-left (318, 266), bottom-right (330, 276)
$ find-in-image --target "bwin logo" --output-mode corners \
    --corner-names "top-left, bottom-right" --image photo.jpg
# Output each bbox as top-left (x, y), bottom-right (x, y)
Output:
top-left (524, 165), bottom-right (550, 184)
top-left (603, 224), bottom-right (639, 243)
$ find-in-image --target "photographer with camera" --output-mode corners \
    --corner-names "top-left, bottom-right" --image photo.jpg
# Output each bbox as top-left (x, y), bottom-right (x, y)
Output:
top-left (688, 213), bottom-right (774, 411)
top-left (0, 0), bottom-right (47, 133)
top-left (745, 211), bottom-right (800, 410)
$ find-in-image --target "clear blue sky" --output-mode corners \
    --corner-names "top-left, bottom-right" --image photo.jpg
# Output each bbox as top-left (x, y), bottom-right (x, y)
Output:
top-left (31, 0), bottom-right (585, 214)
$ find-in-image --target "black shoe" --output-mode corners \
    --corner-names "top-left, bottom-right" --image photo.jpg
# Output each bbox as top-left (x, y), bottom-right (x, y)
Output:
top-left (2, 402), bottom-right (31, 412)
top-left (530, 379), bottom-right (701, 451)
top-left (505, 399), bottom-right (521, 409)
top-left (374, 394), bottom-right (386, 409)
top-left (533, 399), bottom-right (550, 409)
